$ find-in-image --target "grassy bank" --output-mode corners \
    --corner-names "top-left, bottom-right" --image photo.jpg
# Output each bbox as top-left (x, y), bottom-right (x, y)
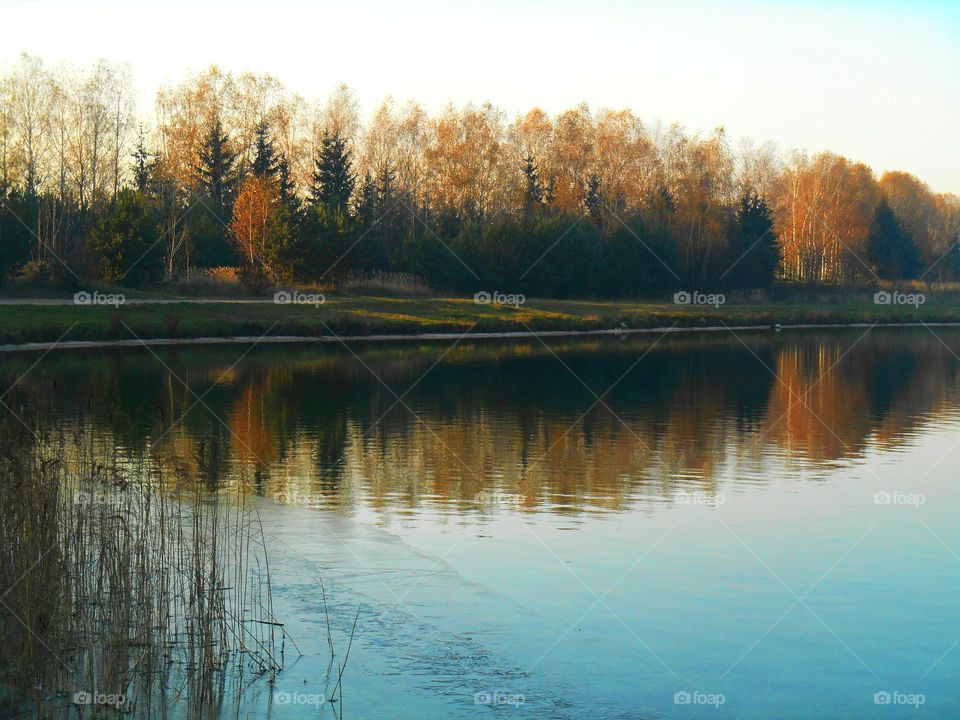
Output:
top-left (1, 295), bottom-right (959, 346)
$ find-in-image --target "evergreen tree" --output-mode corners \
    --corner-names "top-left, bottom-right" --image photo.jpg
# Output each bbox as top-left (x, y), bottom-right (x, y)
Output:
top-left (133, 125), bottom-right (152, 193)
top-left (522, 154), bottom-right (545, 210)
top-left (195, 116), bottom-right (239, 210)
top-left (377, 164), bottom-right (395, 214)
top-left (584, 173), bottom-right (604, 225)
top-left (0, 187), bottom-right (32, 284)
top-left (649, 185), bottom-right (677, 229)
top-left (867, 198), bottom-right (922, 279)
top-left (356, 172), bottom-right (378, 225)
top-left (251, 120), bottom-right (280, 180)
top-left (722, 190), bottom-right (781, 290)
top-left (309, 130), bottom-right (355, 212)
top-left (276, 153), bottom-right (297, 206)
top-left (86, 190), bottom-right (162, 286)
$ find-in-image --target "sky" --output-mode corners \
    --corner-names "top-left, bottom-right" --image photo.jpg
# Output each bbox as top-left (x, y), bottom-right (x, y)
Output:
top-left (1, 0), bottom-right (958, 193)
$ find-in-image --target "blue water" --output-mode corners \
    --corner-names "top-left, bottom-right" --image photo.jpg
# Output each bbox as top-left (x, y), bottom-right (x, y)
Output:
top-left (7, 327), bottom-right (960, 718)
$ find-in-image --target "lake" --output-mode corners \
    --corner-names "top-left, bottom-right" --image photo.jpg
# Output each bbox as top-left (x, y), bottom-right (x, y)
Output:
top-left (3, 326), bottom-right (959, 718)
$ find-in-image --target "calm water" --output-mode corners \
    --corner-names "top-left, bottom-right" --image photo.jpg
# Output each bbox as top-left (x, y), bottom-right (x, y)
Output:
top-left (4, 328), bottom-right (960, 718)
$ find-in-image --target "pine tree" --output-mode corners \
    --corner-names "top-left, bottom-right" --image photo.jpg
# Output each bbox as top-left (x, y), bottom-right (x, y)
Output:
top-left (309, 130), bottom-right (355, 212)
top-left (867, 198), bottom-right (922, 279)
top-left (195, 116), bottom-right (239, 210)
top-left (251, 120), bottom-right (280, 180)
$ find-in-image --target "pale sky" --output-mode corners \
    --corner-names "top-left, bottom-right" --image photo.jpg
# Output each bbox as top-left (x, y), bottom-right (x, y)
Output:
top-left (2, 0), bottom-right (958, 193)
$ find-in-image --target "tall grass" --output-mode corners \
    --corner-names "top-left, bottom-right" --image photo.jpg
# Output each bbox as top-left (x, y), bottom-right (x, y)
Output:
top-left (336, 270), bottom-right (432, 297)
top-left (0, 397), bottom-right (288, 718)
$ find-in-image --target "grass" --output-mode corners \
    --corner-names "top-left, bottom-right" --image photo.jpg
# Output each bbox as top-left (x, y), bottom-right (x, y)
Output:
top-left (1, 293), bottom-right (960, 347)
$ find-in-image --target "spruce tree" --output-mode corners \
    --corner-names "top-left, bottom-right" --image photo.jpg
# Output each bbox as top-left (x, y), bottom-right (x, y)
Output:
top-left (275, 153), bottom-right (298, 208)
top-left (377, 163), bottom-right (394, 214)
top-left (192, 116), bottom-right (240, 267)
top-left (133, 125), bottom-right (152, 193)
top-left (356, 172), bottom-right (378, 226)
top-left (309, 130), bottom-right (355, 212)
top-left (722, 190), bottom-right (780, 290)
top-left (584, 173), bottom-right (604, 225)
top-left (195, 116), bottom-right (239, 210)
top-left (522, 154), bottom-right (545, 209)
top-left (251, 120), bottom-right (280, 180)
top-left (867, 199), bottom-right (922, 279)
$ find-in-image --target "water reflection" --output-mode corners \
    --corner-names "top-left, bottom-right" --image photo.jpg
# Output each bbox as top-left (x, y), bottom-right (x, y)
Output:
top-left (4, 328), bottom-right (959, 516)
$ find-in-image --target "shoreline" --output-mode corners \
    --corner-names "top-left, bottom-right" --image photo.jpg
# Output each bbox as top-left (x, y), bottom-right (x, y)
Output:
top-left (2, 320), bottom-right (959, 354)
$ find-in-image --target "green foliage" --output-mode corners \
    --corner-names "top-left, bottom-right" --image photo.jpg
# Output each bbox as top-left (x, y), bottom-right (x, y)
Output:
top-left (722, 191), bottom-right (781, 290)
top-left (195, 116), bottom-right (239, 210)
top-left (309, 130), bottom-right (355, 213)
top-left (867, 199), bottom-right (922, 280)
top-left (603, 220), bottom-right (679, 297)
top-left (522, 155), bottom-right (546, 210)
top-left (251, 121), bottom-right (280, 180)
top-left (86, 190), bottom-right (162, 286)
top-left (262, 201), bottom-right (304, 282)
top-left (302, 204), bottom-right (355, 283)
top-left (132, 125), bottom-right (152, 194)
top-left (185, 193), bottom-right (237, 269)
top-left (0, 188), bottom-right (32, 284)
top-left (584, 173), bottom-right (604, 227)
top-left (355, 173), bottom-right (378, 226)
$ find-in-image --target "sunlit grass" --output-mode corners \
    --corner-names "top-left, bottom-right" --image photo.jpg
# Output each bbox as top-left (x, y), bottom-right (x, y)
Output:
top-left (0, 295), bottom-right (958, 346)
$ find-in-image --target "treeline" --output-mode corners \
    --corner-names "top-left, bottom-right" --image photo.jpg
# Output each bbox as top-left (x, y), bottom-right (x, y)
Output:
top-left (1, 54), bottom-right (959, 295)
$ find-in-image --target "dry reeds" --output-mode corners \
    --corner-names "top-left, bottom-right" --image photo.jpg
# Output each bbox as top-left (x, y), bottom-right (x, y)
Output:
top-left (0, 399), bottom-right (288, 719)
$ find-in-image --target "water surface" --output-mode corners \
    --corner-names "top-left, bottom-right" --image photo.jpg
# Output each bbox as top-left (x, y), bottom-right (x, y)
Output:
top-left (4, 327), bottom-right (959, 718)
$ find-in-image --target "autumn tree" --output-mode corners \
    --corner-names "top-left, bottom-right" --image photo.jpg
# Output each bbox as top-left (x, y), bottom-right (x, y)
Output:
top-left (774, 152), bottom-right (879, 284)
top-left (230, 176), bottom-right (280, 278)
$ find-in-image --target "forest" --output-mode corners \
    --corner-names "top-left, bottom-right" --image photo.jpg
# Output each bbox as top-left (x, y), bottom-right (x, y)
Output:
top-left (1, 53), bottom-right (958, 297)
